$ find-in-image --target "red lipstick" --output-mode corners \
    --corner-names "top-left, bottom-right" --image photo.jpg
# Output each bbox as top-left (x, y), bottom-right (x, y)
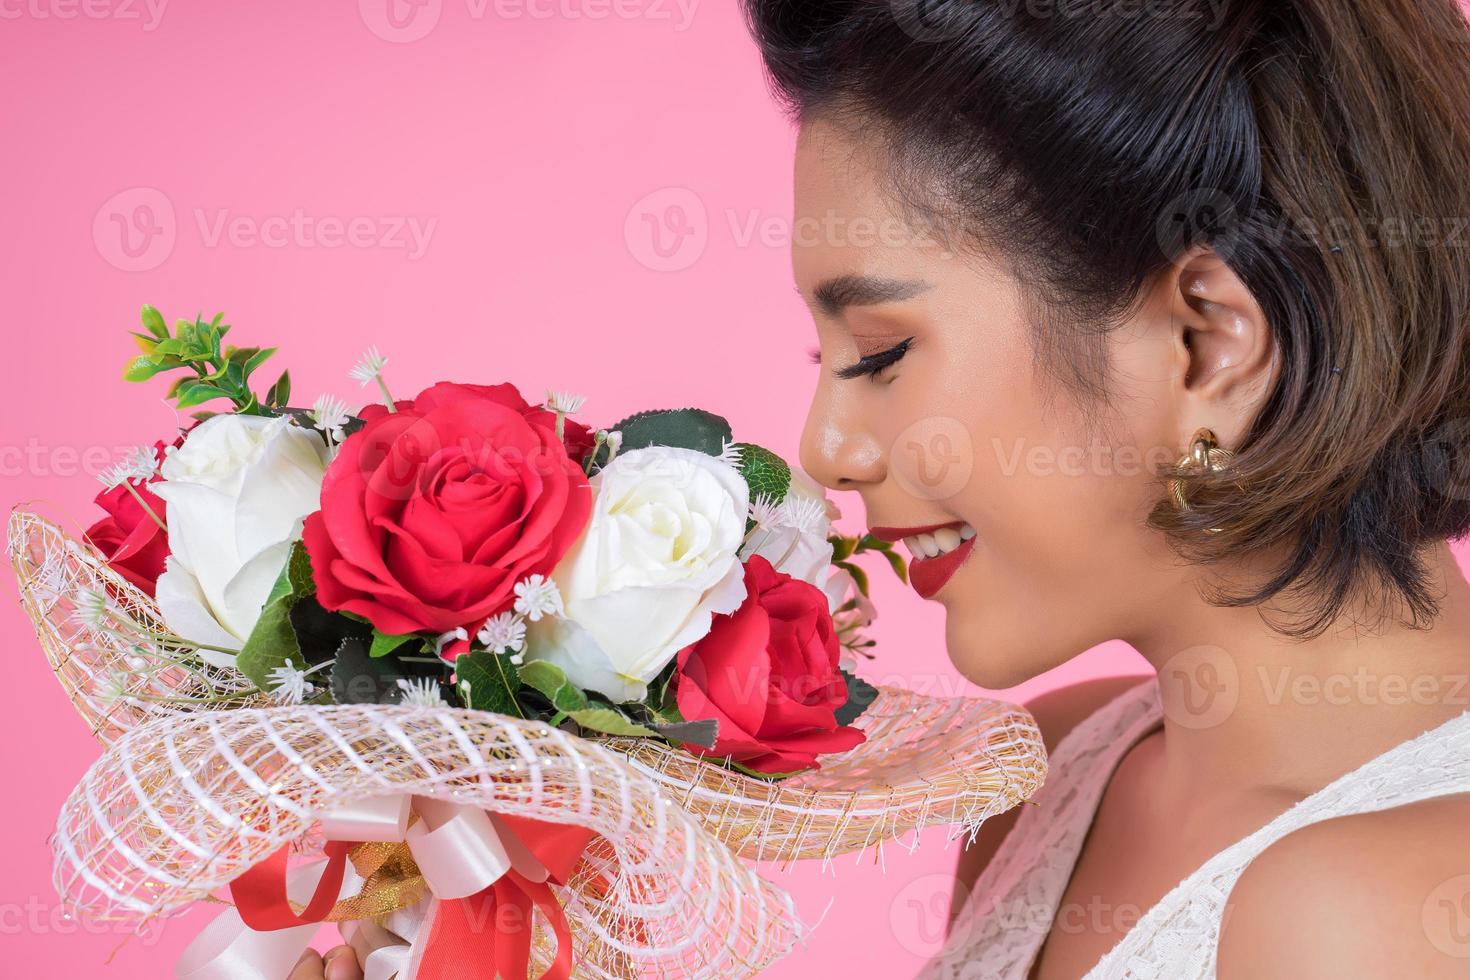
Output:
top-left (868, 521), bottom-right (976, 600)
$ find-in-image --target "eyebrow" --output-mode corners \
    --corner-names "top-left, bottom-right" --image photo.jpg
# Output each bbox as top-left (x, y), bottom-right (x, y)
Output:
top-left (810, 274), bottom-right (932, 318)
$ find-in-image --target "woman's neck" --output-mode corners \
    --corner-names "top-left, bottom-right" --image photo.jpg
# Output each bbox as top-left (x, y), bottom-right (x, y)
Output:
top-left (1127, 541), bottom-right (1470, 809)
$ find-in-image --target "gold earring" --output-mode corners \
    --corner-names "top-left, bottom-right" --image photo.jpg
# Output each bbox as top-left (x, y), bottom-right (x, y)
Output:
top-left (1168, 427), bottom-right (1236, 517)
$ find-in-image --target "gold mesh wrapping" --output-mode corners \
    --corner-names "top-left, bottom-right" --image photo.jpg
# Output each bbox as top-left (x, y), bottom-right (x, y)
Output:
top-left (12, 507), bottom-right (1047, 978)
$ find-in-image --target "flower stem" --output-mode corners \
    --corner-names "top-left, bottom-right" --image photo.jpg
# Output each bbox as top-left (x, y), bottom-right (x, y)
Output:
top-left (122, 481), bottom-right (167, 533)
top-left (376, 376), bottom-right (397, 413)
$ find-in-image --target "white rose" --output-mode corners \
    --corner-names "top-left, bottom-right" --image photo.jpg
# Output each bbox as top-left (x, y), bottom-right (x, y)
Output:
top-left (526, 445), bottom-right (749, 703)
top-left (739, 466), bottom-right (841, 608)
top-left (152, 415), bottom-right (329, 666)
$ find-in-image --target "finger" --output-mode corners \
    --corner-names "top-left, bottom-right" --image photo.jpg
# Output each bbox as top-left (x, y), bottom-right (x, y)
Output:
top-left (322, 945), bottom-right (364, 980)
top-left (286, 949), bottom-right (326, 980)
top-left (345, 916), bottom-right (406, 966)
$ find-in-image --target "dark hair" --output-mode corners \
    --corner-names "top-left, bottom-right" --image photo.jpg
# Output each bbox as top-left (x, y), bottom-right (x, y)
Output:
top-left (744, 0), bottom-right (1470, 638)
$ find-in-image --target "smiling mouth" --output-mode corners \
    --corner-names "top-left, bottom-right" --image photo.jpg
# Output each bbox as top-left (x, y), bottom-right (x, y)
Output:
top-left (868, 520), bottom-right (978, 599)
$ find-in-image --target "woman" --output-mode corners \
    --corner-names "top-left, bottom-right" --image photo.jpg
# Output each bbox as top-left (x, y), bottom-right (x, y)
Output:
top-left (746, 0), bottom-right (1470, 977)
top-left (294, 1), bottom-right (1470, 976)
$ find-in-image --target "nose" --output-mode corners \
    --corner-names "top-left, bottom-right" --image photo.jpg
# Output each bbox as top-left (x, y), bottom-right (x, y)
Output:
top-left (799, 381), bottom-right (886, 491)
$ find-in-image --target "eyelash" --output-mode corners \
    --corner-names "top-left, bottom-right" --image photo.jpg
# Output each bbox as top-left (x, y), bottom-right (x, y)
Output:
top-left (833, 337), bottom-right (914, 381)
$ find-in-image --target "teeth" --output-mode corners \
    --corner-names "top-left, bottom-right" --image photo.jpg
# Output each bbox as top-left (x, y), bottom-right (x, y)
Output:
top-left (903, 524), bottom-right (976, 561)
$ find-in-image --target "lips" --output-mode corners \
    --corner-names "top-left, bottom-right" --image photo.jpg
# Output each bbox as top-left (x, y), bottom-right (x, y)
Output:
top-left (869, 520), bottom-right (978, 600)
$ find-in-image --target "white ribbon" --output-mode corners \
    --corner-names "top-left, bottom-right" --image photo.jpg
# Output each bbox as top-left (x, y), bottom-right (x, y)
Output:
top-left (175, 795), bottom-right (542, 980)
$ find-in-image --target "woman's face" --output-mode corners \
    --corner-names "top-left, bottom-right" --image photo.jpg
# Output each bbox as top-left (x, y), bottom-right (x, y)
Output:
top-left (793, 121), bottom-right (1208, 689)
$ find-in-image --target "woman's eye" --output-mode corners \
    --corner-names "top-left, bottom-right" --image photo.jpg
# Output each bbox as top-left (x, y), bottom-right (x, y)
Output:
top-left (836, 337), bottom-right (913, 381)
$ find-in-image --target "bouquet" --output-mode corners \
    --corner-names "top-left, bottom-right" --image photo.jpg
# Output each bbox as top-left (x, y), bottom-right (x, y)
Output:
top-left (12, 306), bottom-right (1048, 979)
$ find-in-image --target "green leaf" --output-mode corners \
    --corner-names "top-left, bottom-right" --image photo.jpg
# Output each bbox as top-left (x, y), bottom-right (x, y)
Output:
top-left (517, 660), bottom-right (590, 714)
top-left (289, 596), bottom-right (370, 666)
top-left (243, 347), bottom-right (277, 379)
top-left (564, 707), bottom-right (660, 738)
top-left (455, 649), bottom-right (524, 717)
top-left (266, 370), bottom-right (291, 409)
top-left (734, 443), bottom-right (791, 505)
top-left (123, 355), bottom-right (164, 383)
top-left (879, 547), bottom-right (909, 585)
top-left (607, 408), bottom-right (733, 458)
top-left (833, 668), bottom-right (879, 727)
top-left (175, 381), bottom-right (229, 409)
top-left (140, 304), bottom-right (168, 339)
top-left (829, 534), bottom-right (858, 562)
top-left (331, 637), bottom-right (413, 705)
top-left (835, 560), bottom-right (870, 598)
top-left (236, 543), bottom-right (320, 688)
top-left (648, 716), bottom-right (718, 749)
top-left (369, 628), bottom-right (417, 659)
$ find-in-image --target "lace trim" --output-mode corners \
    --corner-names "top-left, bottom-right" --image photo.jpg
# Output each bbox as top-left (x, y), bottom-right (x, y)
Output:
top-left (1085, 708), bottom-right (1470, 980)
top-left (920, 678), bottom-right (1470, 980)
top-left (918, 678), bottom-right (1161, 980)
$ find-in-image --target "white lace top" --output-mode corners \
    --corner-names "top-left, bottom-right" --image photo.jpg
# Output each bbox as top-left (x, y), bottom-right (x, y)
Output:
top-left (919, 678), bottom-right (1470, 979)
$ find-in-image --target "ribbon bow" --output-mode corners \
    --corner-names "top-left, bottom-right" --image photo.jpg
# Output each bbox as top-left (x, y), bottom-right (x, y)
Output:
top-left (175, 796), bottom-right (598, 980)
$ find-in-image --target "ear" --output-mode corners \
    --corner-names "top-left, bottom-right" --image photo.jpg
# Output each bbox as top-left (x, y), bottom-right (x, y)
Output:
top-left (1163, 247), bottom-right (1277, 448)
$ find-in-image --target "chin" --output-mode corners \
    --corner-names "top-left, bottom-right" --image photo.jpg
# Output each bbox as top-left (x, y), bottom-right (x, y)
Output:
top-left (942, 601), bottom-right (1066, 692)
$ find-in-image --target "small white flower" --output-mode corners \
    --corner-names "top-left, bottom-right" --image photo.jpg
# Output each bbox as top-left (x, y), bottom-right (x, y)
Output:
top-left (748, 493), bottom-right (783, 531)
top-left (477, 612), bottom-right (527, 653)
top-left (717, 440), bottom-right (744, 468)
top-left (349, 346), bottom-right (389, 385)
top-left (604, 430), bottom-right (623, 462)
top-left (121, 445), bottom-right (160, 482)
top-left (434, 627), bottom-right (469, 657)
top-left (395, 677), bottom-right (445, 707)
top-left (545, 390), bottom-right (586, 415)
top-left (267, 663), bottom-right (318, 705)
top-left (71, 588), bottom-right (110, 628)
top-left (513, 574), bottom-right (563, 622)
top-left (97, 447), bottom-right (156, 489)
top-left (310, 394), bottom-right (351, 440)
top-left (778, 495), bottom-right (829, 536)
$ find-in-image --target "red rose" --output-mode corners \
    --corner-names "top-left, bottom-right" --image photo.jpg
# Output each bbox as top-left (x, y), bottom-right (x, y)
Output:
top-left (85, 440), bottom-right (174, 596)
top-left (303, 381), bottom-right (592, 638)
top-left (674, 555), bottom-right (866, 774)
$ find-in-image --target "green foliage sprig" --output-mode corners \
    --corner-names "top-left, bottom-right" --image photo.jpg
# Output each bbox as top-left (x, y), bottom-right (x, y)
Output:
top-left (125, 304), bottom-right (290, 416)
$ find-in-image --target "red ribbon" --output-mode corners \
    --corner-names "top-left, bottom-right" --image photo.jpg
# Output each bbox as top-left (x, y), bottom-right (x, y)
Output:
top-left (230, 839), bottom-right (358, 932)
top-left (228, 813), bottom-right (597, 979)
top-left (417, 814), bottom-right (597, 980)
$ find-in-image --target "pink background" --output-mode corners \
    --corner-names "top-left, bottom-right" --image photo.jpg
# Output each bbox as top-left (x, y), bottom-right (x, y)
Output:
top-left (3, 3), bottom-right (1463, 977)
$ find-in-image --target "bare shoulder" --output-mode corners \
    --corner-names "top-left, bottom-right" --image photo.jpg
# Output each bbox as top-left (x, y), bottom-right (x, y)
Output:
top-left (949, 674), bottom-right (1154, 917)
top-left (1217, 793), bottom-right (1470, 978)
